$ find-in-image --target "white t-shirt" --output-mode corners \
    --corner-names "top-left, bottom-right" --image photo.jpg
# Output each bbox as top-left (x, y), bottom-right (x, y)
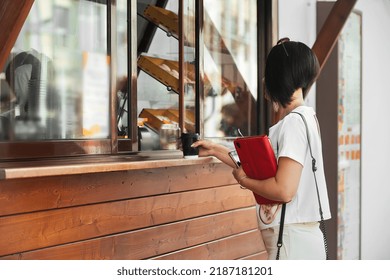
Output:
top-left (257, 105), bottom-right (331, 230)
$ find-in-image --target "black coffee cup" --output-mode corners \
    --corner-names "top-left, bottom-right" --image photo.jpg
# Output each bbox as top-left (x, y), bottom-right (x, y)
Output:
top-left (181, 132), bottom-right (200, 158)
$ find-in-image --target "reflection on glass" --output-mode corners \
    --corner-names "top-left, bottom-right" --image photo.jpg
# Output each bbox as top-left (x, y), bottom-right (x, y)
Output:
top-left (203, 0), bottom-right (258, 138)
top-left (0, 0), bottom-right (108, 141)
top-left (136, 0), bottom-right (196, 151)
top-left (183, 0), bottom-right (197, 135)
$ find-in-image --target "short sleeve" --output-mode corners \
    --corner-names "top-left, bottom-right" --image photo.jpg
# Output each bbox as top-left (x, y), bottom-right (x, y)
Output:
top-left (276, 114), bottom-right (307, 166)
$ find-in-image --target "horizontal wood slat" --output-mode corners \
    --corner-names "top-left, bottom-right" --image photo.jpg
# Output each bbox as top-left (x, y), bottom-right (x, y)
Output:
top-left (0, 185), bottom-right (255, 257)
top-left (1, 207), bottom-right (259, 260)
top-left (0, 153), bottom-right (218, 179)
top-left (0, 163), bottom-right (236, 216)
top-left (151, 229), bottom-right (265, 260)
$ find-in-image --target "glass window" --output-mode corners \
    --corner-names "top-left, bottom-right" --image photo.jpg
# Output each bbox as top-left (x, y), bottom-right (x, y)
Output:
top-left (0, 0), bottom-right (267, 160)
top-left (203, 0), bottom-right (258, 138)
top-left (136, 0), bottom-right (196, 151)
top-left (0, 0), bottom-right (109, 141)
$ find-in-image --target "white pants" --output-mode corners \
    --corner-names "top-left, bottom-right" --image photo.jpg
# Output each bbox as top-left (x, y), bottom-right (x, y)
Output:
top-left (261, 222), bottom-right (326, 260)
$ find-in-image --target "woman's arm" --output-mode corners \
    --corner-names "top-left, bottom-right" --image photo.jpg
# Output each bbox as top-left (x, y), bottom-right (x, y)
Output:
top-left (193, 140), bottom-right (302, 203)
top-left (232, 156), bottom-right (303, 203)
top-left (191, 140), bottom-right (237, 168)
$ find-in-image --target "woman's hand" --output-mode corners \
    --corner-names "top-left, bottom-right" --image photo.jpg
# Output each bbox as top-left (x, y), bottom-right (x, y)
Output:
top-left (191, 140), bottom-right (218, 157)
top-left (193, 140), bottom-right (249, 185)
top-left (191, 140), bottom-right (237, 168)
top-left (232, 166), bottom-right (248, 185)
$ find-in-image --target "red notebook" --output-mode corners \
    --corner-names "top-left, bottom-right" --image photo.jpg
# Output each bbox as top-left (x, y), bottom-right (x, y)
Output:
top-left (234, 135), bottom-right (280, 205)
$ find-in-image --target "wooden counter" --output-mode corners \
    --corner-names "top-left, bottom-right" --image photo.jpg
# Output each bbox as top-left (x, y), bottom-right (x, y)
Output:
top-left (0, 153), bottom-right (267, 260)
top-left (0, 151), bottom-right (212, 180)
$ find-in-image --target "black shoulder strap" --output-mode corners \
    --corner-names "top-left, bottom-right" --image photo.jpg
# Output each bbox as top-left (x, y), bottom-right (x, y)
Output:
top-left (276, 111), bottom-right (329, 260)
top-left (276, 203), bottom-right (286, 260)
top-left (291, 111), bottom-right (329, 260)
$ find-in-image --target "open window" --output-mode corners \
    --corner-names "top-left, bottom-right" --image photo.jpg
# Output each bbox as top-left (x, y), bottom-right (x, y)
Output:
top-left (0, 0), bottom-right (273, 160)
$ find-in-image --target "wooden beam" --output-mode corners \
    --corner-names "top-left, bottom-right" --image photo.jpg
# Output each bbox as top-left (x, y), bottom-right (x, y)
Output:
top-left (0, 0), bottom-right (34, 71)
top-left (312, 0), bottom-right (358, 73)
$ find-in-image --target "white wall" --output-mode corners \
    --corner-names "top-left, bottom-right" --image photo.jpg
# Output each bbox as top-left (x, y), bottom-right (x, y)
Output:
top-left (279, 0), bottom-right (390, 259)
top-left (355, 0), bottom-right (390, 260)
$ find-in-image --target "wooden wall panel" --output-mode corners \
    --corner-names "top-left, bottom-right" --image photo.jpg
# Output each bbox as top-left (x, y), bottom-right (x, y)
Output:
top-left (1, 207), bottom-right (259, 260)
top-left (0, 163), bottom-right (236, 216)
top-left (0, 160), bottom-right (267, 260)
top-left (0, 184), bottom-right (255, 256)
top-left (152, 230), bottom-right (265, 260)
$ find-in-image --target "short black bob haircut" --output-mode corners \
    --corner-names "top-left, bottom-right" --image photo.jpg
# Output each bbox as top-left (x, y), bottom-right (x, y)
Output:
top-left (264, 38), bottom-right (319, 108)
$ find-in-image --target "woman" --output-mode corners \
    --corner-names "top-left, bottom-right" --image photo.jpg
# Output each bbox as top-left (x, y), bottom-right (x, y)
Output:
top-left (192, 38), bottom-right (331, 260)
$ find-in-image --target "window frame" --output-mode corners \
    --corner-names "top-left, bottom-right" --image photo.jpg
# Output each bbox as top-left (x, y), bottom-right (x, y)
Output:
top-left (0, 0), bottom-right (117, 160)
top-left (0, 0), bottom-right (275, 161)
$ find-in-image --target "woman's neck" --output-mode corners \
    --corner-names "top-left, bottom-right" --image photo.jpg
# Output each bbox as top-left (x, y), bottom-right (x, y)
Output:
top-left (279, 88), bottom-right (305, 119)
